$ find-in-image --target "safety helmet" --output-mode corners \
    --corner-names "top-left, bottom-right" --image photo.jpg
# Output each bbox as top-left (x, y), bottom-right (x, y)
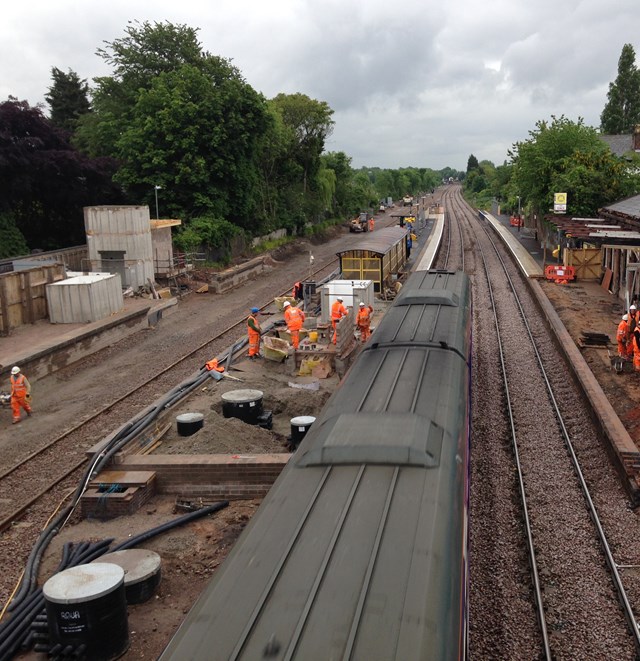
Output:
top-left (359, 302), bottom-right (365, 307)
top-left (623, 314), bottom-right (629, 321)
top-left (631, 305), bottom-right (637, 311)
top-left (283, 301), bottom-right (291, 308)
top-left (251, 307), bottom-right (259, 314)
top-left (11, 366), bottom-right (20, 375)
top-left (337, 297), bottom-right (343, 301)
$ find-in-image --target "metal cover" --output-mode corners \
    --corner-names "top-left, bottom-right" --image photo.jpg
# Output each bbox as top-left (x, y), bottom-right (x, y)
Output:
top-left (93, 549), bottom-right (161, 587)
top-left (297, 413), bottom-right (443, 467)
top-left (43, 563), bottom-right (124, 604)
top-left (220, 389), bottom-right (263, 403)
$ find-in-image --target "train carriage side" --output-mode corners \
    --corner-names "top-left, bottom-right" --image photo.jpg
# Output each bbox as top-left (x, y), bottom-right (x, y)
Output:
top-left (160, 270), bottom-right (471, 661)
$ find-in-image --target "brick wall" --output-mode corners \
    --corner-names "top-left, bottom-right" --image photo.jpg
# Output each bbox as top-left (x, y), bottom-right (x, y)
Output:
top-left (117, 453), bottom-right (290, 500)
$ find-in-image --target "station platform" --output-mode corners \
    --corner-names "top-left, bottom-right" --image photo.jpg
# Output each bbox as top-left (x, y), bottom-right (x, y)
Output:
top-left (480, 211), bottom-right (545, 278)
top-left (0, 297), bottom-right (178, 383)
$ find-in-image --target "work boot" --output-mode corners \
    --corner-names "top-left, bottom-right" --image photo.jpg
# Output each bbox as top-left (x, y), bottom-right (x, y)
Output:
top-left (12, 419), bottom-right (20, 424)
top-left (26, 411), bottom-right (31, 417)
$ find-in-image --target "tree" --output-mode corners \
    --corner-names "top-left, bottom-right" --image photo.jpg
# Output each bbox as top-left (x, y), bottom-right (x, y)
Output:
top-left (466, 154), bottom-right (479, 172)
top-left (45, 68), bottom-right (91, 133)
top-left (600, 44), bottom-right (640, 134)
top-left (86, 21), bottom-right (270, 229)
top-left (0, 211), bottom-right (28, 258)
top-left (271, 93), bottom-right (334, 194)
top-left (0, 99), bottom-right (123, 250)
top-left (510, 115), bottom-right (634, 217)
top-left (320, 152), bottom-right (356, 215)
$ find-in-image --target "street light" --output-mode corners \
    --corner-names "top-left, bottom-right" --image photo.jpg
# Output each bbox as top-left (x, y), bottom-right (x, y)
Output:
top-left (154, 185), bottom-right (162, 220)
top-left (517, 195), bottom-right (521, 233)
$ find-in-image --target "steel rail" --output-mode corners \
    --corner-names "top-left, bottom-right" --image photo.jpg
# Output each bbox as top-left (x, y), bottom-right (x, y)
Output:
top-left (469, 194), bottom-right (640, 655)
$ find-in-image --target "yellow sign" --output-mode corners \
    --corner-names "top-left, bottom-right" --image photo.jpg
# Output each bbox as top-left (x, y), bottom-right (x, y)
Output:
top-left (554, 192), bottom-right (567, 214)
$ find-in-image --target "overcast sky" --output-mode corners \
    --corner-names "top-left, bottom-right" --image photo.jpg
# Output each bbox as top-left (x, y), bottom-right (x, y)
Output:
top-left (2, 0), bottom-right (638, 171)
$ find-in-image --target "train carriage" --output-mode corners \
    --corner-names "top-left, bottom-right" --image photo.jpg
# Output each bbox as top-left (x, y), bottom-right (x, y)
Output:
top-left (160, 270), bottom-right (472, 661)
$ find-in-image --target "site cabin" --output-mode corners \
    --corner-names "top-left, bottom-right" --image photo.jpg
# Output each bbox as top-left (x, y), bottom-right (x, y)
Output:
top-left (337, 226), bottom-right (409, 292)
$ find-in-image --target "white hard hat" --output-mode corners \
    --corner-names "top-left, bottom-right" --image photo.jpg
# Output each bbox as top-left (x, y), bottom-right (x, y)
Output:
top-left (337, 297), bottom-right (343, 301)
top-left (283, 301), bottom-right (291, 308)
top-left (11, 366), bottom-right (20, 375)
top-left (623, 314), bottom-right (629, 321)
top-left (359, 302), bottom-right (365, 307)
top-left (631, 305), bottom-right (637, 311)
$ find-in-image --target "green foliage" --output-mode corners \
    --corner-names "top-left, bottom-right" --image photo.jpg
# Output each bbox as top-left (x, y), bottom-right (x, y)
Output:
top-left (600, 44), bottom-right (640, 134)
top-left (86, 21), bottom-right (269, 228)
top-left (0, 211), bottom-right (29, 258)
top-left (466, 154), bottom-right (479, 172)
top-left (320, 151), bottom-right (355, 216)
top-left (510, 115), bottom-right (610, 216)
top-left (0, 98), bottom-right (123, 250)
top-left (174, 216), bottom-right (242, 251)
top-left (45, 68), bottom-right (91, 134)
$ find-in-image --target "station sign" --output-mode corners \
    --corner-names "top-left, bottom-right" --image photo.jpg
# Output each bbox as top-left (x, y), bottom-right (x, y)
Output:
top-left (554, 192), bottom-right (567, 214)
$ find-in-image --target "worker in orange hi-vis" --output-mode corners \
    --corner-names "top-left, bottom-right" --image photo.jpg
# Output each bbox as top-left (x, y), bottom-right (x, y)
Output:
top-left (9, 366), bottom-right (32, 424)
top-left (633, 329), bottom-right (640, 372)
top-left (356, 302), bottom-right (374, 342)
top-left (331, 297), bottom-right (348, 345)
top-left (247, 307), bottom-right (262, 359)
top-left (627, 305), bottom-right (638, 356)
top-left (283, 301), bottom-right (306, 349)
top-left (292, 281), bottom-right (303, 301)
top-left (368, 217), bottom-right (374, 232)
top-left (617, 314), bottom-right (631, 359)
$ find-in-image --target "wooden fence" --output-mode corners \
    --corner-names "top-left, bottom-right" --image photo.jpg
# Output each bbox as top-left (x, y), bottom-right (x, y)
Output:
top-left (0, 263), bottom-right (66, 335)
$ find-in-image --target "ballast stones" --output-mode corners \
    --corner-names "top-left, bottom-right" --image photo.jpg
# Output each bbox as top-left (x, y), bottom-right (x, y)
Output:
top-left (176, 412), bottom-right (204, 436)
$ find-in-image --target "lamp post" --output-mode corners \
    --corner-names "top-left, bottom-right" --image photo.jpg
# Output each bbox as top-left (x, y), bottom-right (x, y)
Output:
top-left (154, 185), bottom-right (162, 220)
top-left (517, 195), bottom-right (521, 232)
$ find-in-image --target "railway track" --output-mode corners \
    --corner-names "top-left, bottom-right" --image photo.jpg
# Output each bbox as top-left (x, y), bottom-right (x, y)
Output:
top-left (0, 257), bottom-right (340, 609)
top-left (441, 187), bottom-right (640, 659)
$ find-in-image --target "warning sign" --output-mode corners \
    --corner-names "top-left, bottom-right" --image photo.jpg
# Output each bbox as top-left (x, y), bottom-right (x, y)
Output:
top-left (554, 192), bottom-right (567, 214)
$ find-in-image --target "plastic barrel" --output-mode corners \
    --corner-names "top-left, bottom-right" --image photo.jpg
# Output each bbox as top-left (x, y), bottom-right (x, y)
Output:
top-left (290, 416), bottom-right (316, 448)
top-left (92, 549), bottom-right (162, 604)
top-left (43, 563), bottom-right (128, 661)
top-left (176, 412), bottom-right (204, 436)
top-left (221, 389), bottom-right (264, 424)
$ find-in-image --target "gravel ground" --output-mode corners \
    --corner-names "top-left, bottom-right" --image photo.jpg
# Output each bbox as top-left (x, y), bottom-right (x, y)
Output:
top-left (6, 189), bottom-right (640, 660)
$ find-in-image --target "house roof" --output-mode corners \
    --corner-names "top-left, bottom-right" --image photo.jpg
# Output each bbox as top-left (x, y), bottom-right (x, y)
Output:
top-left (600, 195), bottom-right (640, 221)
top-left (599, 134), bottom-right (635, 157)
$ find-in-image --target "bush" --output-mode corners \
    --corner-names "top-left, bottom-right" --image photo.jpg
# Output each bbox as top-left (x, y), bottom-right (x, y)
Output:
top-left (0, 212), bottom-right (29, 258)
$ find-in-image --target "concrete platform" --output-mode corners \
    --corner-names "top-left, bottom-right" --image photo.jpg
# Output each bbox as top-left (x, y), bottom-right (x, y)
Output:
top-left (0, 296), bottom-right (178, 383)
